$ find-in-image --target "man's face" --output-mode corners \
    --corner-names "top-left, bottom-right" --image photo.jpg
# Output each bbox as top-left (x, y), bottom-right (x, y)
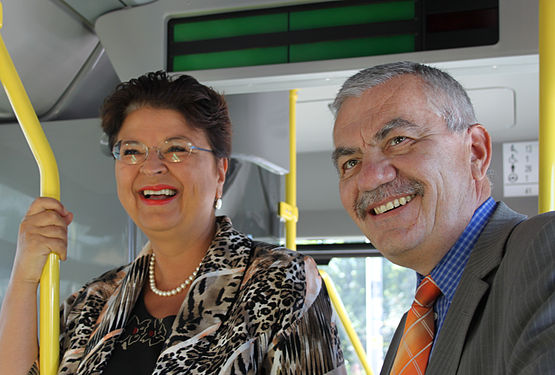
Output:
top-left (333, 75), bottom-right (483, 273)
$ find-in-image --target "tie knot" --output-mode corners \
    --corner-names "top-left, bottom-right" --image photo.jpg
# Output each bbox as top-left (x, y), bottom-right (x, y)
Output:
top-left (414, 275), bottom-right (441, 307)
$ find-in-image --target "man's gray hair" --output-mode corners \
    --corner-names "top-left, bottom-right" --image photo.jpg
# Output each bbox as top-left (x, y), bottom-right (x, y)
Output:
top-left (331, 61), bottom-right (477, 132)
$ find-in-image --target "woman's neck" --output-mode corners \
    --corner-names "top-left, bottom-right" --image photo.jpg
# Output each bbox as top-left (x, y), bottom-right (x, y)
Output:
top-left (145, 216), bottom-right (217, 286)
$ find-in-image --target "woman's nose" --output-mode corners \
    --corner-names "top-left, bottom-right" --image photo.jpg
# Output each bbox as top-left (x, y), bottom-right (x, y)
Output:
top-left (140, 148), bottom-right (168, 175)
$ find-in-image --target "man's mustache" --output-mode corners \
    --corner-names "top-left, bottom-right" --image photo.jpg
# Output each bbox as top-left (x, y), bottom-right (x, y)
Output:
top-left (355, 178), bottom-right (424, 219)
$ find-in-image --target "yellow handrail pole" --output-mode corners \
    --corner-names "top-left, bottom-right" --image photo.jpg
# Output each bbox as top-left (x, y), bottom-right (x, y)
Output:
top-left (0, 3), bottom-right (61, 374)
top-left (320, 270), bottom-right (373, 375)
top-left (280, 88), bottom-right (372, 373)
top-left (285, 89), bottom-right (298, 250)
top-left (539, 0), bottom-right (555, 213)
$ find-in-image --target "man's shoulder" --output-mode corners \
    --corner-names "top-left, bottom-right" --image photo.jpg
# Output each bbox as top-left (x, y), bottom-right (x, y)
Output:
top-left (505, 209), bottom-right (555, 253)
top-left (514, 208), bottom-right (555, 231)
top-left (486, 203), bottom-right (555, 283)
top-left (494, 201), bottom-right (555, 244)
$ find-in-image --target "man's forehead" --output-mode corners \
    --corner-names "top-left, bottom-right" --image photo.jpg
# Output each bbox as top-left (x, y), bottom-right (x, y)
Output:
top-left (333, 98), bottom-right (404, 144)
top-left (334, 74), bottom-right (425, 117)
top-left (333, 78), bottom-right (431, 139)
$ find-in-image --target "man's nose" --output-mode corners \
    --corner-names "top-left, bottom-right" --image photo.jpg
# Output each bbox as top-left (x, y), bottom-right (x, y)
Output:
top-left (356, 153), bottom-right (396, 192)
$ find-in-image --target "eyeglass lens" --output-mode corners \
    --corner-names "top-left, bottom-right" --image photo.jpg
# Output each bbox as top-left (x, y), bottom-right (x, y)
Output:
top-left (114, 138), bottom-right (195, 164)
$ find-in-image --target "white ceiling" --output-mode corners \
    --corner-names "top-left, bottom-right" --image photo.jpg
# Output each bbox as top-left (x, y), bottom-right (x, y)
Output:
top-left (0, 0), bottom-right (99, 117)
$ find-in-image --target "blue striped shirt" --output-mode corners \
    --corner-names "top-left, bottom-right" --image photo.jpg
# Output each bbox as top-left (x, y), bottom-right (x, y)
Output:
top-left (416, 197), bottom-right (497, 346)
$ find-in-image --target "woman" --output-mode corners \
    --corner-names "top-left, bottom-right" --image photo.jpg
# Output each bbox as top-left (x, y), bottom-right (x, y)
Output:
top-left (0, 72), bottom-right (345, 374)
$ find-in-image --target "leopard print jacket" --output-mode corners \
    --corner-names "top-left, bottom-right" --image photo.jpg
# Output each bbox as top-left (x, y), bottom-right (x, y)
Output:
top-left (30, 216), bottom-right (345, 374)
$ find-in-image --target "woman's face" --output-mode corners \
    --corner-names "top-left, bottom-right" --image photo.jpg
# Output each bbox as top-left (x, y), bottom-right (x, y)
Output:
top-left (114, 106), bottom-right (227, 238)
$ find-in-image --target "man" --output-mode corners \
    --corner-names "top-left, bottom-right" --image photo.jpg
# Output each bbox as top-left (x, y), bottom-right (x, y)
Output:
top-left (331, 61), bottom-right (555, 374)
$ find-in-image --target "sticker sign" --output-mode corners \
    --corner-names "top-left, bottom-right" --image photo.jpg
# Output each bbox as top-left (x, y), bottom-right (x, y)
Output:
top-left (503, 141), bottom-right (538, 197)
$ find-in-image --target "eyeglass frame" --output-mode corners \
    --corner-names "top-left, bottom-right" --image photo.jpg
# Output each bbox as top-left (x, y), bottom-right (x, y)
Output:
top-left (112, 136), bottom-right (214, 165)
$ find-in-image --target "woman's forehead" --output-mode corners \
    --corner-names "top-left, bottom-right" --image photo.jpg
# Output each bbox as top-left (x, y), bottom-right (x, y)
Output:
top-left (119, 107), bottom-right (207, 142)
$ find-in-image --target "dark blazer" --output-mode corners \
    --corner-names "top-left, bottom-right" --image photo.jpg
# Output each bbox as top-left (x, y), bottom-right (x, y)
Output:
top-left (381, 202), bottom-right (555, 375)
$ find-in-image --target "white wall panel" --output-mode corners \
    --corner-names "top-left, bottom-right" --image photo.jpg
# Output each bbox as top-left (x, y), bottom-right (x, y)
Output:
top-left (0, 119), bottom-right (129, 305)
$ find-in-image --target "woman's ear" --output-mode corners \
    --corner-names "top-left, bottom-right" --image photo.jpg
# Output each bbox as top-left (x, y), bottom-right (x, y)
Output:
top-left (468, 124), bottom-right (492, 181)
top-left (216, 157), bottom-right (228, 196)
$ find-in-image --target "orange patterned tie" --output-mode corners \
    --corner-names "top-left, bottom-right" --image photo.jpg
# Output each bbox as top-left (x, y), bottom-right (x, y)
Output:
top-left (391, 275), bottom-right (441, 375)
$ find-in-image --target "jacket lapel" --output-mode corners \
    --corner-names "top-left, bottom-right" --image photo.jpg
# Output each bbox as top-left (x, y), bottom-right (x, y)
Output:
top-left (426, 203), bottom-right (525, 374)
top-left (157, 217), bottom-right (253, 367)
top-left (70, 254), bottom-right (148, 374)
top-left (381, 314), bottom-right (406, 375)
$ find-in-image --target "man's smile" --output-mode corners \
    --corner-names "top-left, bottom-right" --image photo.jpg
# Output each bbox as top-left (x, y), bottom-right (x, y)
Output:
top-left (372, 194), bottom-right (414, 215)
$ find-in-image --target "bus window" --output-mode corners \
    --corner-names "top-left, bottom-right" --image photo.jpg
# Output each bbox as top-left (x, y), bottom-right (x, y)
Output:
top-left (319, 256), bottom-right (415, 374)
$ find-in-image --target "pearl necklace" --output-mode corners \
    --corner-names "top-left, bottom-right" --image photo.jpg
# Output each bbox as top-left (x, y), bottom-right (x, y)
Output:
top-left (149, 253), bottom-right (201, 297)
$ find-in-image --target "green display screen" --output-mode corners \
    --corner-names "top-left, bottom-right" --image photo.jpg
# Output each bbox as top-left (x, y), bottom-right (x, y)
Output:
top-left (173, 13), bottom-right (288, 42)
top-left (173, 46), bottom-right (288, 71)
top-left (290, 35), bottom-right (415, 63)
top-left (289, 1), bottom-right (414, 30)
top-left (168, 1), bottom-right (418, 71)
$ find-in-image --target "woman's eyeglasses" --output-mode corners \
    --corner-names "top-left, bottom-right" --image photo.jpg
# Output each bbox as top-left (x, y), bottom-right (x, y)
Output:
top-left (112, 137), bottom-right (213, 165)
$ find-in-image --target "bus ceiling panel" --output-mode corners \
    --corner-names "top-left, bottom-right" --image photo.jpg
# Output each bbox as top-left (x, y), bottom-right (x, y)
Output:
top-left (40, 45), bottom-right (121, 122)
top-left (0, 0), bottom-right (100, 122)
top-left (444, 56), bottom-right (539, 143)
top-left (269, 55), bottom-right (538, 154)
top-left (60, 0), bottom-right (157, 25)
top-left (95, 0), bottom-right (536, 91)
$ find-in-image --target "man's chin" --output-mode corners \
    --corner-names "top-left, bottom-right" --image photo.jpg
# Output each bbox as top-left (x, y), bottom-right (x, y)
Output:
top-left (365, 232), bottom-right (419, 258)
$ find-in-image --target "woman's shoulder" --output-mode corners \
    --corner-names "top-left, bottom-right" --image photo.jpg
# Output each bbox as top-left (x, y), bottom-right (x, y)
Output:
top-left (237, 241), bottom-right (328, 335)
top-left (245, 241), bottom-right (322, 300)
top-left (249, 241), bottom-right (319, 274)
top-left (251, 240), bottom-right (302, 260)
top-left (83, 263), bottom-right (130, 292)
top-left (63, 262), bottom-right (132, 312)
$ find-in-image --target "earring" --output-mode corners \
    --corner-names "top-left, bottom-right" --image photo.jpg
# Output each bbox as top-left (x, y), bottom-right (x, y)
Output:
top-left (214, 197), bottom-right (222, 210)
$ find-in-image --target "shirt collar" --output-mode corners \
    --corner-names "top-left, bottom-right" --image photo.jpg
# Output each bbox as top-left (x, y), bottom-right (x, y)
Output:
top-left (417, 197), bottom-right (497, 301)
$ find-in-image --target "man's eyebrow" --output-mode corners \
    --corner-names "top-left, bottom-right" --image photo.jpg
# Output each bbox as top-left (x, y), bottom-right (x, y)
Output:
top-left (332, 146), bottom-right (359, 170)
top-left (331, 119), bottom-right (420, 170)
top-left (374, 118), bottom-right (420, 141)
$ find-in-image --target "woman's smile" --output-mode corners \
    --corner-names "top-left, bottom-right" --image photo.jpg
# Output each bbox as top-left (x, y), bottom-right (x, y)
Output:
top-left (138, 184), bottom-right (178, 205)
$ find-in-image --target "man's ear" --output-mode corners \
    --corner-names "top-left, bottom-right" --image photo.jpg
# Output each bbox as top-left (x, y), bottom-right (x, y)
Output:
top-left (468, 124), bottom-right (492, 180)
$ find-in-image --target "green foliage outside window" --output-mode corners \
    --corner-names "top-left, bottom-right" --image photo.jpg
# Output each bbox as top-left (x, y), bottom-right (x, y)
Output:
top-left (321, 257), bottom-right (414, 374)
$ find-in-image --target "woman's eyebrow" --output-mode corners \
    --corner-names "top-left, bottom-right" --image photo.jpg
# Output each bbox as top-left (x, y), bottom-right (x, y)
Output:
top-left (165, 136), bottom-right (191, 141)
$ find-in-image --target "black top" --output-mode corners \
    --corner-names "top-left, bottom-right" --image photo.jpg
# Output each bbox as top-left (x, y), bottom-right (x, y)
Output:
top-left (102, 292), bottom-right (175, 375)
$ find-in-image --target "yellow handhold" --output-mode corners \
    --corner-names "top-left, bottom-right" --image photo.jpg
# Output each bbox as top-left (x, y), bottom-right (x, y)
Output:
top-left (539, 0), bottom-right (555, 213)
top-left (0, 5), bottom-right (61, 373)
top-left (278, 201), bottom-right (298, 222)
top-left (285, 89), bottom-right (298, 250)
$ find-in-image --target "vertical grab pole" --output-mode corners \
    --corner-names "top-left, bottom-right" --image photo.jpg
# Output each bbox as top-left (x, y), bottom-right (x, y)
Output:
top-left (278, 88), bottom-right (373, 373)
top-left (285, 89), bottom-right (298, 250)
top-left (0, 3), bottom-right (60, 374)
top-left (539, 0), bottom-right (555, 213)
top-left (279, 89), bottom-right (299, 248)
